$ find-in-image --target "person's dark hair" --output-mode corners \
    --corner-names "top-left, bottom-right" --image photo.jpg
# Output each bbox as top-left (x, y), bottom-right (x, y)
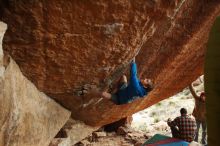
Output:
top-left (200, 92), bottom-right (205, 97)
top-left (180, 108), bottom-right (187, 115)
top-left (143, 80), bottom-right (154, 92)
top-left (144, 84), bottom-right (154, 92)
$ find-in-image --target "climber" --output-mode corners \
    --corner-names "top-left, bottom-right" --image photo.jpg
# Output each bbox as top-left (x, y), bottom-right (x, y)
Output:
top-left (189, 83), bottom-right (207, 145)
top-left (167, 108), bottom-right (197, 142)
top-left (101, 58), bottom-right (154, 105)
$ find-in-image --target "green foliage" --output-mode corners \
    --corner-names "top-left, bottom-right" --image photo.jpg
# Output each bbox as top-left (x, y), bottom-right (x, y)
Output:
top-left (138, 123), bottom-right (148, 132)
top-left (155, 102), bottom-right (162, 107)
top-left (184, 90), bottom-right (190, 96)
top-left (154, 118), bottom-right (160, 123)
top-left (169, 101), bottom-right (175, 105)
top-left (150, 111), bottom-right (157, 117)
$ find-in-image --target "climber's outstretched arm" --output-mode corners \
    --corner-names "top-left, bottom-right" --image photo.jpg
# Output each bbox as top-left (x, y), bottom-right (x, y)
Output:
top-left (130, 59), bottom-right (142, 91)
top-left (189, 83), bottom-right (199, 99)
top-left (132, 57), bottom-right (135, 63)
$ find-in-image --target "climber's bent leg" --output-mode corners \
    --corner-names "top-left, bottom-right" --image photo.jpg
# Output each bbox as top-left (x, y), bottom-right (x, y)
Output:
top-left (170, 126), bottom-right (180, 139)
top-left (111, 94), bottom-right (119, 104)
top-left (101, 91), bottom-right (119, 104)
top-left (117, 75), bottom-right (128, 89)
top-left (102, 77), bottom-right (128, 104)
top-left (121, 75), bottom-right (127, 83)
top-left (101, 91), bottom-right (112, 99)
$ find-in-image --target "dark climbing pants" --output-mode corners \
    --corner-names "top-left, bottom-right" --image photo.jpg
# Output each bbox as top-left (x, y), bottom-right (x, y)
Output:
top-left (111, 82), bottom-right (128, 104)
top-left (194, 120), bottom-right (207, 144)
top-left (170, 126), bottom-right (180, 139)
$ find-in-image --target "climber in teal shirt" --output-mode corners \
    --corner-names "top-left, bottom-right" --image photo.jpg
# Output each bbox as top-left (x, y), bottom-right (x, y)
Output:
top-left (101, 58), bottom-right (154, 104)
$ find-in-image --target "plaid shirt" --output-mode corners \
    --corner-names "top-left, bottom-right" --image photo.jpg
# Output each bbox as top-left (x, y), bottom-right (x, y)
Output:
top-left (171, 114), bottom-right (197, 142)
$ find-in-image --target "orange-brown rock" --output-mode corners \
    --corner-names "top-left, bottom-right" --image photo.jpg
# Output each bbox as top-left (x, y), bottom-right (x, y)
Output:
top-left (1, 1), bottom-right (220, 126)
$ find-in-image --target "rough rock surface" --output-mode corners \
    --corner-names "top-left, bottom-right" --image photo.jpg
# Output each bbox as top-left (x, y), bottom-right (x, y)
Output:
top-left (50, 118), bottom-right (99, 146)
top-left (74, 126), bottom-right (148, 146)
top-left (49, 138), bottom-right (71, 146)
top-left (0, 58), bottom-right (71, 146)
top-left (1, 1), bottom-right (220, 126)
top-left (0, 22), bottom-right (71, 146)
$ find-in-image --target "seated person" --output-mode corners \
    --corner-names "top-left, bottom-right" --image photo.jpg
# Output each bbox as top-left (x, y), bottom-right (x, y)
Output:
top-left (167, 108), bottom-right (197, 142)
top-left (101, 58), bottom-right (154, 105)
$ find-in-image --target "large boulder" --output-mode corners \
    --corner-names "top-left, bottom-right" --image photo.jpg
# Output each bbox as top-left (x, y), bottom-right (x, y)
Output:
top-left (1, 1), bottom-right (220, 126)
top-left (0, 57), bottom-right (71, 146)
top-left (50, 118), bottom-right (99, 145)
top-left (0, 22), bottom-right (71, 146)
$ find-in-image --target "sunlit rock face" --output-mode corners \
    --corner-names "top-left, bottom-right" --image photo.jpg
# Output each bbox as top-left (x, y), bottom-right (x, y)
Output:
top-left (0, 22), bottom-right (71, 146)
top-left (0, 59), bottom-right (71, 146)
top-left (1, 0), bottom-right (220, 126)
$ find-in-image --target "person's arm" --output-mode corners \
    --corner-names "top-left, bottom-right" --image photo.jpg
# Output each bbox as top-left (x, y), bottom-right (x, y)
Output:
top-left (189, 83), bottom-right (200, 99)
top-left (167, 118), bottom-right (178, 127)
top-left (130, 60), bottom-right (137, 78)
top-left (130, 60), bottom-right (141, 90)
top-left (167, 118), bottom-right (172, 126)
